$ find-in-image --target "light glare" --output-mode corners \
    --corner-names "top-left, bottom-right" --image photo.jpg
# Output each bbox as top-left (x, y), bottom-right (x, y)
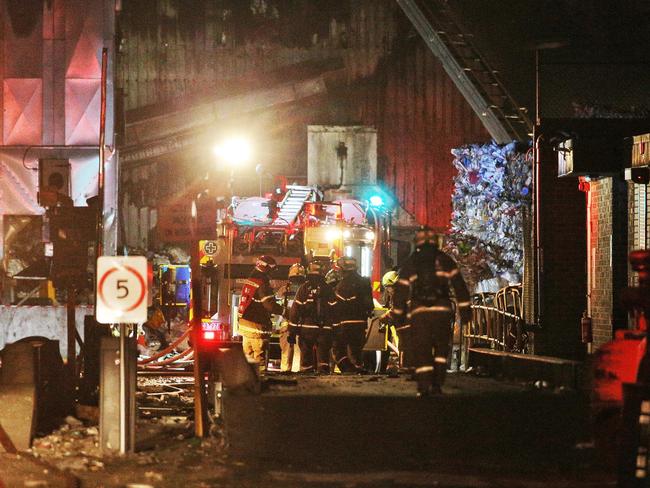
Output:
top-left (213, 137), bottom-right (253, 166)
top-left (369, 195), bottom-right (383, 207)
top-left (326, 228), bottom-right (342, 242)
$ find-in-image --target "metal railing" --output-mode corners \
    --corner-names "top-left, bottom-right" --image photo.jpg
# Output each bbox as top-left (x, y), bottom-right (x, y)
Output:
top-left (463, 285), bottom-right (529, 356)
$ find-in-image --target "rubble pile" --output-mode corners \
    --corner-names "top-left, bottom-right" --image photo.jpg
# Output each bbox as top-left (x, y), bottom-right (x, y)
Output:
top-left (30, 416), bottom-right (105, 472)
top-left (445, 141), bottom-right (532, 291)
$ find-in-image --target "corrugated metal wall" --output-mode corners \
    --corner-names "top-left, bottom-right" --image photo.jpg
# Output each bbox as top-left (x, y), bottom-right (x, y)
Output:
top-left (117, 0), bottom-right (393, 110)
top-left (353, 36), bottom-right (489, 230)
top-left (0, 0), bottom-right (116, 256)
top-left (1, 0), bottom-right (114, 146)
top-left (117, 0), bottom-right (490, 231)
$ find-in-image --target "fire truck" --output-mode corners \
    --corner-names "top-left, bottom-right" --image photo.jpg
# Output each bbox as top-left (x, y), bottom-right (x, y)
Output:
top-left (195, 183), bottom-right (385, 354)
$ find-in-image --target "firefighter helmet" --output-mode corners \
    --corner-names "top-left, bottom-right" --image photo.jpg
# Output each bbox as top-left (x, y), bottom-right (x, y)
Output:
top-left (414, 225), bottom-right (437, 247)
top-left (381, 270), bottom-right (399, 288)
top-left (306, 260), bottom-right (327, 275)
top-left (325, 268), bottom-right (342, 285)
top-left (255, 255), bottom-right (277, 273)
top-left (288, 263), bottom-right (306, 280)
top-left (337, 256), bottom-right (357, 272)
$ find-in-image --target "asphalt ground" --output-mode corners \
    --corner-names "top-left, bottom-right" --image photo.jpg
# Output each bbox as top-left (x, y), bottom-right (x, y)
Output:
top-left (0, 372), bottom-right (616, 487)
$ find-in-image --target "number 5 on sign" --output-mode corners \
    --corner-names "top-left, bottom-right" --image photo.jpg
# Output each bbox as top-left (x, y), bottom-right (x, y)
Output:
top-left (96, 256), bottom-right (148, 324)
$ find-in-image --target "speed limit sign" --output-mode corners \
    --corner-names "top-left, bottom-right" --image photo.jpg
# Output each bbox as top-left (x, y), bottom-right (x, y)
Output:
top-left (96, 256), bottom-right (148, 324)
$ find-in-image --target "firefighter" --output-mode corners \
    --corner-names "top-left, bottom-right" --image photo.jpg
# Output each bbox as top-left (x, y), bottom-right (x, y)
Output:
top-left (364, 270), bottom-right (400, 374)
top-left (382, 269), bottom-right (412, 375)
top-left (289, 260), bottom-right (335, 374)
top-left (391, 226), bottom-right (471, 397)
top-left (332, 256), bottom-right (374, 373)
top-left (278, 263), bottom-right (306, 372)
top-left (238, 255), bottom-right (284, 371)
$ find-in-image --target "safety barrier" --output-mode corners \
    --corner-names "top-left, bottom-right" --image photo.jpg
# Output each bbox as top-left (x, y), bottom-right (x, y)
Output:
top-left (463, 285), bottom-right (528, 355)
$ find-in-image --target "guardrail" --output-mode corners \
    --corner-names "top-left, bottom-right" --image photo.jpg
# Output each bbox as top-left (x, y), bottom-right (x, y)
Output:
top-left (463, 284), bottom-right (528, 356)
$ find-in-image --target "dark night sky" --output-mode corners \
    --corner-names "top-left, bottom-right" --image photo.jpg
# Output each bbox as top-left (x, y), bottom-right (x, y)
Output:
top-left (448, 0), bottom-right (650, 117)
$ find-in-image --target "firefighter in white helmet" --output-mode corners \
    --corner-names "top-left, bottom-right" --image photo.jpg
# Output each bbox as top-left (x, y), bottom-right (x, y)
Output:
top-left (238, 255), bottom-right (284, 371)
top-left (391, 226), bottom-right (471, 396)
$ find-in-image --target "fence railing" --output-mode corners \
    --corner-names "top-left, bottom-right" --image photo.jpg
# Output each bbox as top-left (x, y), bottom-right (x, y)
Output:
top-left (463, 284), bottom-right (529, 357)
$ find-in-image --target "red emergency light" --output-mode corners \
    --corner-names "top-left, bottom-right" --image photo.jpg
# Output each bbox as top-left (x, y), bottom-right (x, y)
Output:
top-left (199, 319), bottom-right (228, 345)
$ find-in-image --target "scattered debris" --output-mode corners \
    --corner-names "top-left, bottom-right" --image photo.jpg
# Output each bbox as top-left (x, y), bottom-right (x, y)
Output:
top-left (64, 416), bottom-right (83, 428)
top-left (446, 141), bottom-right (532, 291)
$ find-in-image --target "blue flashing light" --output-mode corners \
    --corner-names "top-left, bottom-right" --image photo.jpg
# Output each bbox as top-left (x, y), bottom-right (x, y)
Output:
top-left (369, 195), bottom-right (384, 207)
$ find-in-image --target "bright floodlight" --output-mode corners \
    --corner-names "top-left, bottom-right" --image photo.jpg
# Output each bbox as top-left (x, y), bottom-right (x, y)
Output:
top-left (213, 137), bottom-right (253, 166)
top-left (326, 228), bottom-right (342, 242)
top-left (369, 195), bottom-right (384, 207)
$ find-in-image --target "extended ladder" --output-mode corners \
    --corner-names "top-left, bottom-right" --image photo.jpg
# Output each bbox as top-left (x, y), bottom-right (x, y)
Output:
top-left (397, 0), bottom-right (533, 143)
top-left (272, 185), bottom-right (315, 226)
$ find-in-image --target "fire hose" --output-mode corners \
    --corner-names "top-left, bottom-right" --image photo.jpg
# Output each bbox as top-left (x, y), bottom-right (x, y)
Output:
top-left (137, 327), bottom-right (191, 365)
top-left (138, 346), bottom-right (194, 368)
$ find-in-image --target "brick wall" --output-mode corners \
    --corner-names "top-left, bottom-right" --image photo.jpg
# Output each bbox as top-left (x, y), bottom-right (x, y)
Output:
top-left (589, 177), bottom-right (628, 349)
top-left (629, 182), bottom-right (649, 286)
top-left (589, 178), bottom-right (611, 347)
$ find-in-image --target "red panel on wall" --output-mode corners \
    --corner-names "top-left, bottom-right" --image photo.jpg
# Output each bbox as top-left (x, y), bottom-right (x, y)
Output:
top-left (65, 79), bottom-right (100, 145)
top-left (65, 0), bottom-right (102, 79)
top-left (3, 78), bottom-right (43, 145)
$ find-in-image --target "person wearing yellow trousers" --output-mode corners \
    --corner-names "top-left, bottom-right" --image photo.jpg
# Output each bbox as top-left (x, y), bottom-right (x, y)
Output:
top-left (238, 255), bottom-right (284, 371)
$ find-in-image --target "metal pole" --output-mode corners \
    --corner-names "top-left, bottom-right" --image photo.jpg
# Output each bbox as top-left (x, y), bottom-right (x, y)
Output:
top-left (97, 48), bottom-right (108, 259)
top-left (192, 279), bottom-right (207, 437)
top-left (67, 286), bottom-right (76, 391)
top-left (119, 323), bottom-right (127, 454)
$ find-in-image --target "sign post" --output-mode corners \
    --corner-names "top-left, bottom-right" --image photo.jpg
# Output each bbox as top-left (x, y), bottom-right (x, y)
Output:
top-left (96, 256), bottom-right (147, 454)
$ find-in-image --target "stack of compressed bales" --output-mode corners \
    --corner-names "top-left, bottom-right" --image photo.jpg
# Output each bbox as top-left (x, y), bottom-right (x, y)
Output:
top-left (444, 141), bottom-right (532, 292)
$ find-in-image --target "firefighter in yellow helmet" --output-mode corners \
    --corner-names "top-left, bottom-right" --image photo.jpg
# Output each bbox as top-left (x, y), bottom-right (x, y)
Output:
top-left (278, 263), bottom-right (306, 372)
top-left (391, 226), bottom-right (470, 396)
top-left (381, 270), bottom-right (399, 307)
top-left (363, 269), bottom-right (400, 374)
top-left (378, 269), bottom-right (409, 375)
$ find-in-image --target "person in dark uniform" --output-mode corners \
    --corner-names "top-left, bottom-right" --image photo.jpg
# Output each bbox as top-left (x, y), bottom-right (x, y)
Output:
top-left (332, 256), bottom-right (374, 373)
top-left (391, 226), bottom-right (471, 397)
top-left (278, 263), bottom-right (306, 372)
top-left (238, 255), bottom-right (284, 371)
top-left (289, 261), bottom-right (335, 374)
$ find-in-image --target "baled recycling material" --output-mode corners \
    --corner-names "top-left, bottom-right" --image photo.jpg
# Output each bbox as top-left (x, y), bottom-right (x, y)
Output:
top-left (444, 141), bottom-right (532, 292)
